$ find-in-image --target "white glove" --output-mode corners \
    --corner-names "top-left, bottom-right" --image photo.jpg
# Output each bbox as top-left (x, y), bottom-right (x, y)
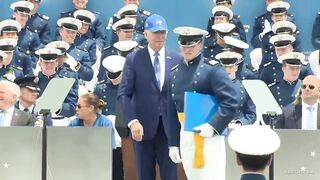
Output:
top-left (169, 146), bottom-right (182, 163)
top-left (228, 120), bottom-right (242, 130)
top-left (33, 61), bottom-right (41, 76)
top-left (65, 54), bottom-right (79, 71)
top-left (193, 123), bottom-right (215, 138)
top-left (259, 19), bottom-right (272, 38)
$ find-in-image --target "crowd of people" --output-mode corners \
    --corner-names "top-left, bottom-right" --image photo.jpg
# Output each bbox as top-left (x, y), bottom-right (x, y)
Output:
top-left (0, 0), bottom-right (320, 179)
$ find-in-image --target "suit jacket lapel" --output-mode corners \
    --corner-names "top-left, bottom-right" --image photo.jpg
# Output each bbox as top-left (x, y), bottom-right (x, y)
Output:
top-left (163, 50), bottom-right (172, 90)
top-left (295, 104), bottom-right (302, 129)
top-left (11, 108), bottom-right (19, 126)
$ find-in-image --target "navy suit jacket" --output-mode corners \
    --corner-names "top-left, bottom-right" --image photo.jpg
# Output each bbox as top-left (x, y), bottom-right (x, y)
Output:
top-left (118, 47), bottom-right (183, 146)
top-left (276, 103), bottom-right (320, 129)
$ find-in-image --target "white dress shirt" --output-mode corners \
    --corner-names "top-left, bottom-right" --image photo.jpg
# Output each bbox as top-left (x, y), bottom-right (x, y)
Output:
top-left (19, 103), bottom-right (34, 113)
top-left (148, 45), bottom-right (166, 91)
top-left (2, 106), bottom-right (14, 127)
top-left (301, 102), bottom-right (318, 130)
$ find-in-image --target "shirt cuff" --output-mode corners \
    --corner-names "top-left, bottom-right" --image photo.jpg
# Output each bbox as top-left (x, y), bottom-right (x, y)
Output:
top-left (128, 119), bottom-right (139, 128)
top-left (169, 146), bottom-right (179, 150)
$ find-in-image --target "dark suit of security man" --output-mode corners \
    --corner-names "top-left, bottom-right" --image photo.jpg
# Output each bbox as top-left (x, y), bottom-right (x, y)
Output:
top-left (276, 75), bottom-right (320, 130)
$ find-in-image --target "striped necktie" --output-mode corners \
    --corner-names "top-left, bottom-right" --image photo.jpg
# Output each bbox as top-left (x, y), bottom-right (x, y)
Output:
top-left (153, 52), bottom-right (161, 89)
top-left (307, 106), bottom-right (316, 130)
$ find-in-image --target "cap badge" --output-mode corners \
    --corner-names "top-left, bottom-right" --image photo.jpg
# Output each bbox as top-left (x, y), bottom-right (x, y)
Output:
top-left (156, 19), bottom-right (162, 26)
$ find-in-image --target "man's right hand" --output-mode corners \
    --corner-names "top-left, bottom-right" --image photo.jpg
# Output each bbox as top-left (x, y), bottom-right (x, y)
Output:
top-left (130, 120), bottom-right (144, 142)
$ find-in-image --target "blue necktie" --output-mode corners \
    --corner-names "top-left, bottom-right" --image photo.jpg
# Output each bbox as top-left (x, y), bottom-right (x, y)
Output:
top-left (307, 106), bottom-right (316, 130)
top-left (0, 110), bottom-right (5, 127)
top-left (153, 52), bottom-right (161, 88)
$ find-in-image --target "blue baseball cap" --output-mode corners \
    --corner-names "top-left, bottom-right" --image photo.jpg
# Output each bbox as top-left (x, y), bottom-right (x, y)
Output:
top-left (144, 14), bottom-right (168, 32)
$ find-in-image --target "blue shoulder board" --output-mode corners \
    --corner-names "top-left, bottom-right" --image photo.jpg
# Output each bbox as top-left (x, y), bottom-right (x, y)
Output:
top-left (255, 13), bottom-right (266, 20)
top-left (12, 65), bottom-right (23, 71)
top-left (38, 13), bottom-right (49, 20)
top-left (92, 11), bottom-right (100, 15)
top-left (97, 79), bottom-right (106, 85)
top-left (27, 26), bottom-right (38, 33)
top-left (139, 9), bottom-right (151, 16)
top-left (17, 47), bottom-right (30, 55)
top-left (171, 64), bottom-right (179, 72)
top-left (103, 46), bottom-right (112, 50)
top-left (268, 81), bottom-right (277, 87)
top-left (205, 59), bottom-right (219, 66)
top-left (76, 46), bottom-right (87, 52)
top-left (233, 14), bottom-right (240, 19)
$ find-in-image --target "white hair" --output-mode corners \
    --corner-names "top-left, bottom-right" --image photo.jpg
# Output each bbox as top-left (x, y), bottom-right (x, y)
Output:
top-left (0, 80), bottom-right (20, 99)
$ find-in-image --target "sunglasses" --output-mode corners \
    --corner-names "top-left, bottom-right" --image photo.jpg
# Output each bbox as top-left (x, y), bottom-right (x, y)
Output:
top-left (76, 104), bottom-right (88, 109)
top-left (301, 84), bottom-right (316, 90)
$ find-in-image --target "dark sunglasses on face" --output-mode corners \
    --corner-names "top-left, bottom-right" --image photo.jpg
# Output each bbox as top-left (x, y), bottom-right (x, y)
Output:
top-left (301, 84), bottom-right (316, 90)
top-left (77, 104), bottom-right (86, 109)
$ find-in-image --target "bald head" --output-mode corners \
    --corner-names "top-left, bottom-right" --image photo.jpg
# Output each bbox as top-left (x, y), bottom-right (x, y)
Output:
top-left (73, 0), bottom-right (88, 9)
top-left (301, 75), bottom-right (320, 105)
top-left (303, 75), bottom-right (320, 85)
top-left (124, 0), bottom-right (140, 5)
top-left (0, 80), bottom-right (20, 110)
top-left (266, 0), bottom-right (283, 5)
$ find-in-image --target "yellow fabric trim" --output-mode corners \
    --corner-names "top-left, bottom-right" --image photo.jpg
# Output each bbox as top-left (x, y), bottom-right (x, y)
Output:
top-left (193, 133), bottom-right (205, 168)
top-left (178, 113), bottom-right (185, 123)
top-left (178, 112), bottom-right (205, 168)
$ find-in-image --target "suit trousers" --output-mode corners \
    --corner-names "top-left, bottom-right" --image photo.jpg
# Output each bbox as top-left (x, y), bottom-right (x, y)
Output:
top-left (132, 117), bottom-right (178, 180)
top-left (121, 137), bottom-right (187, 180)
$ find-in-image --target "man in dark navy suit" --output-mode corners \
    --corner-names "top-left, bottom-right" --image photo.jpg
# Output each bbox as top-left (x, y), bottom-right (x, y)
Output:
top-left (118, 14), bottom-right (183, 180)
top-left (228, 125), bottom-right (281, 180)
top-left (276, 75), bottom-right (320, 129)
